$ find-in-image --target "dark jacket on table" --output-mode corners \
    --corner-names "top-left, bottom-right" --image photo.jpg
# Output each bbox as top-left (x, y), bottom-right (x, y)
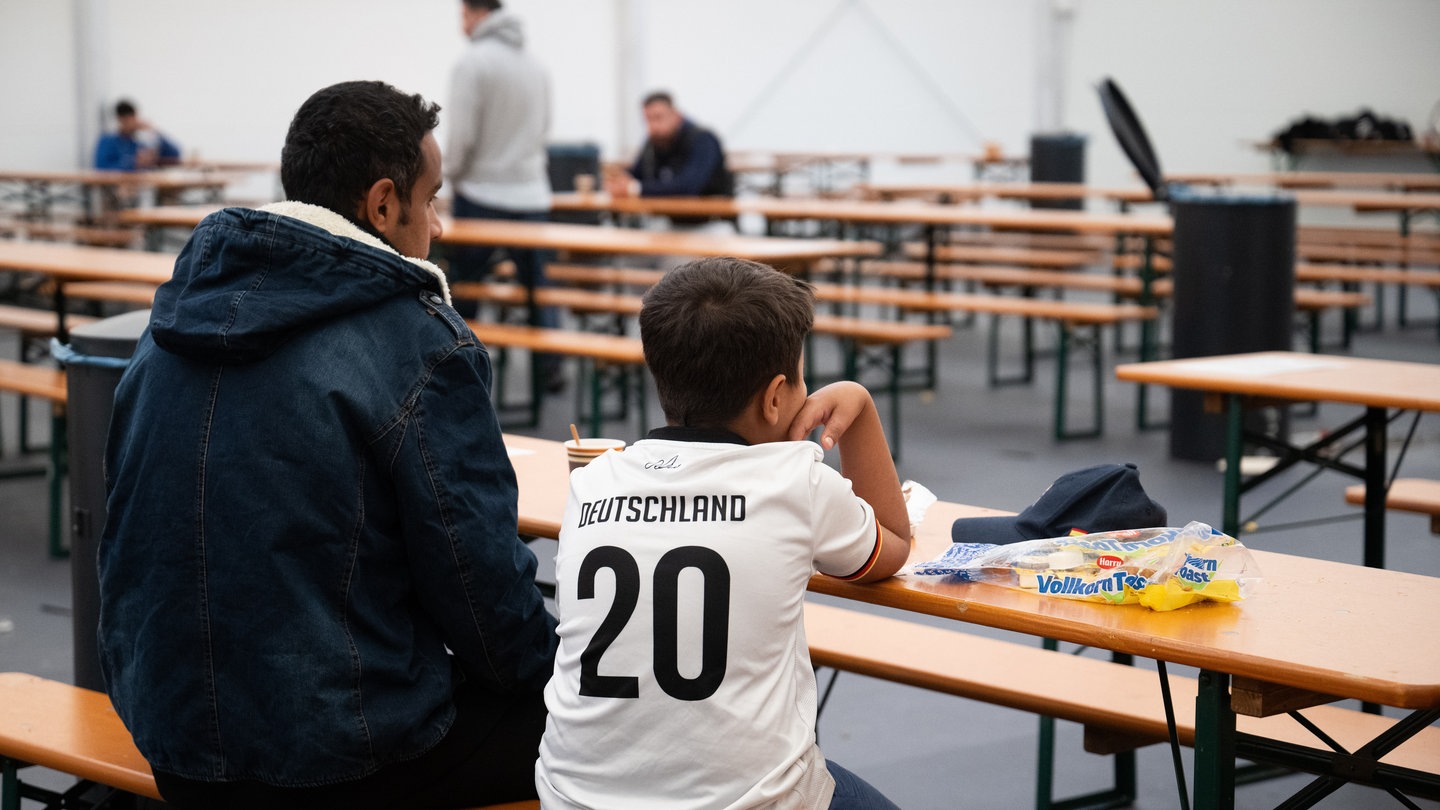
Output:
top-left (630, 118), bottom-right (734, 198)
top-left (97, 201), bottom-right (558, 787)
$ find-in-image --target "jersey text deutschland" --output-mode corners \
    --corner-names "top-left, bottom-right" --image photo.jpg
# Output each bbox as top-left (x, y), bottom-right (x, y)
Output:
top-left (577, 494), bottom-right (747, 527)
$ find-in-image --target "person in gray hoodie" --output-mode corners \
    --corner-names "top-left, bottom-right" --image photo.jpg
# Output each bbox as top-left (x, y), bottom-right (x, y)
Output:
top-left (446, 0), bottom-right (562, 388)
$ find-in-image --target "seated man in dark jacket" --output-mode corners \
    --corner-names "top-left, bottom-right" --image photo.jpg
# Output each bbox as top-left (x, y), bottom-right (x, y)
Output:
top-left (607, 90), bottom-right (734, 199)
top-left (97, 80), bottom-right (558, 810)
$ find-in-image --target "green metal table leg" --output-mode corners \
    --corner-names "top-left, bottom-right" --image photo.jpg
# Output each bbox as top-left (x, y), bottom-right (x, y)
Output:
top-left (49, 409), bottom-right (67, 559)
top-left (1192, 669), bottom-right (1236, 810)
top-left (1222, 394), bottom-right (1243, 539)
top-left (1135, 237), bottom-right (1157, 432)
top-left (2, 757), bottom-right (19, 810)
top-left (589, 360), bottom-right (603, 439)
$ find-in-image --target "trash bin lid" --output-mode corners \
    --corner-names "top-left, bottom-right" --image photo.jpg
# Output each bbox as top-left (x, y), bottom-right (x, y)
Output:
top-left (1097, 78), bottom-right (1166, 201)
top-left (69, 309), bottom-right (152, 359)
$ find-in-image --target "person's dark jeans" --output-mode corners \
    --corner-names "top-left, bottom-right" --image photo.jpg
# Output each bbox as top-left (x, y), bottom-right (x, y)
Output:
top-left (153, 675), bottom-right (548, 810)
top-left (450, 195), bottom-right (562, 387)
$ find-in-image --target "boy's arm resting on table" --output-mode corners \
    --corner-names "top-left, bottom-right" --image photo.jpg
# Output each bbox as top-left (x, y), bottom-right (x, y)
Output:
top-left (789, 381), bottom-right (913, 582)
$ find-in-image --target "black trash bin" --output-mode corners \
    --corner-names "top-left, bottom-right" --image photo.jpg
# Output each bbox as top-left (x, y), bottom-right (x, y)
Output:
top-left (1168, 190), bottom-right (1296, 461)
top-left (1029, 133), bottom-right (1086, 210)
top-left (547, 142), bottom-right (601, 225)
top-left (57, 309), bottom-right (150, 692)
top-left (1094, 77), bottom-right (1299, 462)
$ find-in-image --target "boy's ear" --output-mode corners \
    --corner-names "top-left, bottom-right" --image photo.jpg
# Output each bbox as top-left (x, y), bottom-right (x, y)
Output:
top-left (359, 177), bottom-right (399, 236)
top-left (758, 373), bottom-right (788, 426)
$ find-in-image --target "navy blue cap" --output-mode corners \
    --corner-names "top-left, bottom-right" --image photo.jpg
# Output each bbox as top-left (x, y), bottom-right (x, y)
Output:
top-left (951, 463), bottom-right (1167, 544)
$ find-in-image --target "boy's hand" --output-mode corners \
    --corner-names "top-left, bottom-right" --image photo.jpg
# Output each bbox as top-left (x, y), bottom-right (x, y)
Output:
top-left (786, 381), bottom-right (873, 450)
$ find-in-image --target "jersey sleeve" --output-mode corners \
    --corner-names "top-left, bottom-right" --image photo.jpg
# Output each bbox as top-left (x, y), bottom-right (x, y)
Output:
top-left (807, 459), bottom-right (882, 579)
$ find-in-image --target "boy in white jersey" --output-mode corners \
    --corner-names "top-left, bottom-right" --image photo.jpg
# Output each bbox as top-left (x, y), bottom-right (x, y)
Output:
top-left (536, 258), bottom-right (910, 809)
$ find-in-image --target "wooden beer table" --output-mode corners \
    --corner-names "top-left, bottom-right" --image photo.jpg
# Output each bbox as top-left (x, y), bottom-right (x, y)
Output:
top-left (118, 206), bottom-right (882, 273)
top-left (506, 433), bottom-right (1440, 809)
top-left (1115, 351), bottom-right (1440, 569)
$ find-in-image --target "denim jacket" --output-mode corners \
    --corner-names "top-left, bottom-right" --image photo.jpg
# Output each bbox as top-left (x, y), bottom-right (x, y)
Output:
top-left (98, 203), bottom-right (558, 786)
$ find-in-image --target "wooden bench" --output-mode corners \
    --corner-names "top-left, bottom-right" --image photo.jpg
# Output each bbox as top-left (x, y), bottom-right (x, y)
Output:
top-left (804, 601), bottom-right (1440, 807)
top-left (1345, 478), bottom-right (1440, 534)
top-left (1298, 225), bottom-right (1440, 251)
top-left (1297, 262), bottom-right (1440, 337)
top-left (0, 671), bottom-right (159, 807)
top-left (873, 260), bottom-right (1372, 351)
top-left (455, 282), bottom-right (952, 452)
top-left (903, 242), bottom-right (1103, 270)
top-left (0, 672), bottom-right (539, 810)
top-left (58, 281), bottom-right (159, 307)
top-left (1298, 241), bottom-right (1440, 267)
top-left (0, 304), bottom-right (99, 342)
top-left (0, 358), bottom-right (68, 558)
top-left (20, 223), bottom-right (139, 249)
top-left (465, 319), bottom-right (648, 438)
top-left (810, 277), bottom-right (1159, 440)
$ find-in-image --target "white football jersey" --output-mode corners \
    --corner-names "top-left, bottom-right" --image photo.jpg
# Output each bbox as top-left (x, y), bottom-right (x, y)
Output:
top-left (536, 434), bottom-right (879, 810)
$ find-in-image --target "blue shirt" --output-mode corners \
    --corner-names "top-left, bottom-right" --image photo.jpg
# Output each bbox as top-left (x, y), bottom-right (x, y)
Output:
top-left (93, 131), bottom-right (182, 171)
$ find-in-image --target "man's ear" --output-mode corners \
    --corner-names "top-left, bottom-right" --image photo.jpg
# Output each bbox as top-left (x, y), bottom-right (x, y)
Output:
top-left (359, 177), bottom-right (399, 236)
top-left (758, 373), bottom-right (788, 426)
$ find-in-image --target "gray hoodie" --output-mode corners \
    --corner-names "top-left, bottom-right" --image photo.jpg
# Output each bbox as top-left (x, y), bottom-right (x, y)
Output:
top-left (446, 9), bottom-right (551, 211)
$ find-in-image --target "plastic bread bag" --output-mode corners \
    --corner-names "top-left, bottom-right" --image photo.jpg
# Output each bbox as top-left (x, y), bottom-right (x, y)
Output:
top-left (902, 521), bottom-right (1261, 611)
top-left (901, 480), bottom-right (937, 540)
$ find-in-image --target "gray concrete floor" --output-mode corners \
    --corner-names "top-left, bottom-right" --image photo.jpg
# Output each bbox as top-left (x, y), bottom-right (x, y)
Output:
top-left (2, 282), bottom-right (1438, 808)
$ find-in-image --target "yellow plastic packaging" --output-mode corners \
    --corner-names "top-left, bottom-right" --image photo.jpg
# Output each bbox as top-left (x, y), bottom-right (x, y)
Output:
top-left (904, 521), bottom-right (1260, 612)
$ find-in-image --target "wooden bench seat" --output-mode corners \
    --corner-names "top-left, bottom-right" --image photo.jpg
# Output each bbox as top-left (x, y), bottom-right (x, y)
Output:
top-left (1298, 225), bottom-right (1440, 250)
top-left (466, 320), bottom-right (649, 437)
top-left (1345, 478), bottom-right (1440, 534)
top-left (21, 223), bottom-right (139, 249)
top-left (867, 260), bottom-right (1372, 352)
top-left (0, 358), bottom-right (68, 558)
top-left (1298, 242), bottom-right (1440, 266)
top-left (59, 281), bottom-right (160, 306)
top-left (1297, 262), bottom-right (1440, 288)
top-left (903, 242), bottom-right (1103, 269)
top-left (0, 357), bottom-right (66, 403)
top-left (457, 285), bottom-right (949, 452)
top-left (804, 602), bottom-right (1440, 803)
top-left (0, 671), bottom-right (161, 803)
top-left (0, 304), bottom-right (98, 340)
top-left (543, 263), bottom-right (666, 289)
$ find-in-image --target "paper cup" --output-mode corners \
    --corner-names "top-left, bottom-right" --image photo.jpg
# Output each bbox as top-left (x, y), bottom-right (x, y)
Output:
top-left (574, 173), bottom-right (596, 195)
top-left (565, 438), bottom-right (626, 471)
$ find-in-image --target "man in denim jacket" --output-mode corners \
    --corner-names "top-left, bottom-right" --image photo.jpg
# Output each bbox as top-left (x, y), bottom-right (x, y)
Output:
top-left (97, 80), bottom-right (558, 809)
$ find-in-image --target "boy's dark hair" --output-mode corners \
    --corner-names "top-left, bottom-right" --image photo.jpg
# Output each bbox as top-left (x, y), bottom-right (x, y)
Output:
top-left (115, 100), bottom-right (136, 118)
top-left (280, 81), bottom-right (440, 222)
top-left (463, 0), bottom-right (502, 10)
top-left (640, 258), bottom-right (814, 428)
top-left (642, 90), bottom-right (674, 108)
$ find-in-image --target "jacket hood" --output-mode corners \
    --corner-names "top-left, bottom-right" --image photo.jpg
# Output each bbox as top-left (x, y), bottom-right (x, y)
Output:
top-left (148, 202), bottom-right (451, 365)
top-left (470, 8), bottom-right (524, 48)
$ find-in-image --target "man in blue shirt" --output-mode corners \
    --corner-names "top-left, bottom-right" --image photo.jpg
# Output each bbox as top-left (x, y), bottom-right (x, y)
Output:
top-left (93, 99), bottom-right (181, 171)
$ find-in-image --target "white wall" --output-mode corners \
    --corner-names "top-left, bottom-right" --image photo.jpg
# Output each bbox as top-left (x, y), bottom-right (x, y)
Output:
top-left (1064, 0), bottom-right (1440, 190)
top-left (2, 0), bottom-right (1436, 191)
top-left (1, 1), bottom-right (79, 170)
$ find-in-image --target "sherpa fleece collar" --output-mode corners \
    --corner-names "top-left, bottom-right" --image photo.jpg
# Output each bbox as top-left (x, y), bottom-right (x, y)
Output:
top-left (259, 201), bottom-right (452, 306)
